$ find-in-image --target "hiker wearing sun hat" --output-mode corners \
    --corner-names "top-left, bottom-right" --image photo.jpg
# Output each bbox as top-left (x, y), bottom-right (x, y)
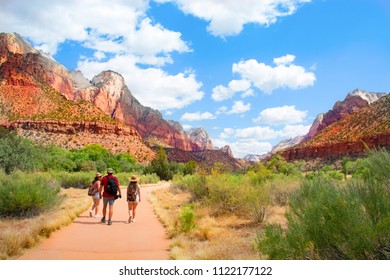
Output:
top-left (126, 175), bottom-right (141, 223)
top-left (89, 172), bottom-right (103, 218)
top-left (99, 168), bottom-right (122, 225)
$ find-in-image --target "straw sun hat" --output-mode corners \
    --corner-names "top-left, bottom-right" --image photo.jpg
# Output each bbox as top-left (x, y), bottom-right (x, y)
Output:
top-left (129, 175), bottom-right (138, 183)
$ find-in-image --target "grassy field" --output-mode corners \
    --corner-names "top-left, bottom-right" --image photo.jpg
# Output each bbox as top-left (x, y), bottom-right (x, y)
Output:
top-left (149, 183), bottom-right (289, 259)
top-left (0, 188), bottom-right (90, 259)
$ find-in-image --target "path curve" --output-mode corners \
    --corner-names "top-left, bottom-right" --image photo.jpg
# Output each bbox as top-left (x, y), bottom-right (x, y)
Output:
top-left (19, 182), bottom-right (170, 260)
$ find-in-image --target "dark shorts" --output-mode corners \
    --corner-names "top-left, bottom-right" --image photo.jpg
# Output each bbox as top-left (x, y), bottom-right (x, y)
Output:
top-left (103, 197), bottom-right (115, 206)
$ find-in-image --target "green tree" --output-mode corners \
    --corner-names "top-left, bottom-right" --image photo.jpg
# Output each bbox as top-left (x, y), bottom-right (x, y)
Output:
top-left (184, 160), bottom-right (198, 175)
top-left (145, 147), bottom-right (172, 180)
top-left (0, 130), bottom-right (43, 174)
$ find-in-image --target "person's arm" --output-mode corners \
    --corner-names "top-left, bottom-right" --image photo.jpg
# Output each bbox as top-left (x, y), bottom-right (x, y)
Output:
top-left (99, 177), bottom-right (106, 198)
top-left (138, 184), bottom-right (141, 202)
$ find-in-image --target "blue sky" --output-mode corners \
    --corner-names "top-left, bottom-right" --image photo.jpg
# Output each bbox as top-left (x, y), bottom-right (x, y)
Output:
top-left (1, 0), bottom-right (390, 158)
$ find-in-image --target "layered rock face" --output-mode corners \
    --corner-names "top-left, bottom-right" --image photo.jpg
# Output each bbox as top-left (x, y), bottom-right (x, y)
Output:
top-left (6, 120), bottom-right (154, 162)
top-left (0, 32), bottom-right (200, 151)
top-left (281, 94), bottom-right (390, 161)
top-left (282, 133), bottom-right (390, 161)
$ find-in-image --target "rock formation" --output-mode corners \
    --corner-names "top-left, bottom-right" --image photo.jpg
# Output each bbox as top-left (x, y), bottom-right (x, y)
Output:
top-left (0, 32), bottom-right (201, 151)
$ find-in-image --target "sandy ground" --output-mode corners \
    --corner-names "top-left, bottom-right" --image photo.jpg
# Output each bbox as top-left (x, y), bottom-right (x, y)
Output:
top-left (18, 183), bottom-right (170, 260)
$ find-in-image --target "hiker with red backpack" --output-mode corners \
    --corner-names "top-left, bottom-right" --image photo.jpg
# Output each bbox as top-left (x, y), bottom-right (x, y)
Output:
top-left (99, 168), bottom-right (122, 225)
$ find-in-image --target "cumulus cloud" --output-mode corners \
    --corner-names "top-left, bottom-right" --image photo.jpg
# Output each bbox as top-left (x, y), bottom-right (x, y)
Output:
top-left (280, 124), bottom-right (311, 138)
top-left (212, 79), bottom-right (251, 101)
top-left (155, 0), bottom-right (311, 37)
top-left (181, 111), bottom-right (215, 121)
top-left (233, 55), bottom-right (316, 94)
top-left (253, 105), bottom-right (308, 125)
top-left (273, 54), bottom-right (296, 65)
top-left (228, 101), bottom-right (251, 114)
top-left (0, 0), bottom-right (149, 54)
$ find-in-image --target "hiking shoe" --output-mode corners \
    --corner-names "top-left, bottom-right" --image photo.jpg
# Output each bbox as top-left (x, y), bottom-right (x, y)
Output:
top-left (94, 214), bottom-right (100, 218)
top-left (108, 220), bottom-right (112, 225)
top-left (89, 211), bottom-right (93, 217)
top-left (132, 219), bottom-right (135, 223)
top-left (101, 217), bottom-right (106, 223)
top-left (128, 215), bottom-right (132, 223)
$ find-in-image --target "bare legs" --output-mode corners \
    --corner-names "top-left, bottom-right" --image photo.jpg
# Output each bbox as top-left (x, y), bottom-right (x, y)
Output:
top-left (127, 202), bottom-right (139, 223)
top-left (91, 198), bottom-right (100, 217)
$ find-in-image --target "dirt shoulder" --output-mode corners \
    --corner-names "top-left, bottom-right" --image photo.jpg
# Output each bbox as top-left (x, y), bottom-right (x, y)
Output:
top-left (18, 183), bottom-right (171, 260)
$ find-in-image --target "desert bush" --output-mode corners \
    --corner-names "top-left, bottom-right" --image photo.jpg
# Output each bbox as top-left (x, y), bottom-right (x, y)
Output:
top-left (266, 175), bottom-right (301, 206)
top-left (256, 149), bottom-right (390, 259)
top-left (50, 171), bottom-right (92, 189)
top-left (172, 174), bottom-right (208, 201)
top-left (0, 171), bottom-right (61, 218)
top-left (0, 130), bottom-right (44, 174)
top-left (205, 174), bottom-right (252, 214)
top-left (177, 203), bottom-right (196, 233)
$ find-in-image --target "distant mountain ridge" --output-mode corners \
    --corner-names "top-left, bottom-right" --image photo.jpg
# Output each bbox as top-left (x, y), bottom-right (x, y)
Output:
top-left (246, 89), bottom-right (389, 162)
top-left (281, 93), bottom-right (390, 161)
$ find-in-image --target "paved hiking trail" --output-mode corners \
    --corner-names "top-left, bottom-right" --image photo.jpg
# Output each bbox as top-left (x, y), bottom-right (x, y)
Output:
top-left (19, 182), bottom-right (170, 260)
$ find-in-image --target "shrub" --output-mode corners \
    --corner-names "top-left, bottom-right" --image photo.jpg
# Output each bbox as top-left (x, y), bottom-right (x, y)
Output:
top-left (172, 174), bottom-right (208, 201)
top-left (256, 149), bottom-right (390, 259)
top-left (50, 171), bottom-right (93, 189)
top-left (0, 171), bottom-right (61, 218)
top-left (0, 131), bottom-right (44, 174)
top-left (178, 204), bottom-right (196, 233)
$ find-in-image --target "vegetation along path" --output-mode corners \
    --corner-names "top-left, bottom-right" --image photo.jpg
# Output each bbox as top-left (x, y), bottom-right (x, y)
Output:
top-left (19, 183), bottom-right (170, 260)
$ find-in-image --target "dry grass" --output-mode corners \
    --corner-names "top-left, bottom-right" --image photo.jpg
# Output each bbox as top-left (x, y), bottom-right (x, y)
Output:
top-left (149, 185), bottom-right (287, 260)
top-left (0, 188), bottom-right (90, 259)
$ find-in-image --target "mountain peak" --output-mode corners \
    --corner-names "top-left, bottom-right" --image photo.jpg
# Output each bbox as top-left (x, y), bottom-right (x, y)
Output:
top-left (0, 32), bottom-right (38, 55)
top-left (186, 127), bottom-right (215, 150)
top-left (348, 89), bottom-right (387, 104)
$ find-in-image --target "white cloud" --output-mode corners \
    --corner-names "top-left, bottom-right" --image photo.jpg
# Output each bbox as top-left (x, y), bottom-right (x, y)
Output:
top-left (280, 124), bottom-right (311, 138)
top-left (0, 0), bottom-right (149, 54)
top-left (233, 56), bottom-right (316, 94)
top-left (234, 126), bottom-right (279, 140)
top-left (212, 79), bottom-right (251, 101)
top-left (219, 128), bottom-right (235, 139)
top-left (226, 101), bottom-right (251, 115)
top-left (182, 124), bottom-right (193, 130)
top-left (180, 111), bottom-right (215, 121)
top-left (156, 0), bottom-right (311, 37)
top-left (273, 54), bottom-right (296, 65)
top-left (253, 105), bottom-right (308, 125)
top-left (216, 106), bottom-right (228, 115)
top-left (78, 55), bottom-right (204, 110)
top-left (128, 18), bottom-right (191, 57)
